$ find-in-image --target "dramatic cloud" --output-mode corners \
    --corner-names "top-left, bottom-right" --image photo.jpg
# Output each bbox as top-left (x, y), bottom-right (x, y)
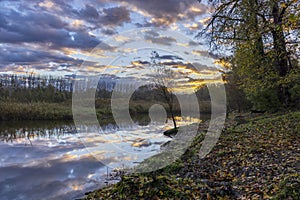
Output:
top-left (0, 0), bottom-right (212, 75)
top-left (1, 48), bottom-right (72, 65)
top-left (192, 50), bottom-right (220, 59)
top-left (80, 4), bottom-right (99, 19)
top-left (115, 0), bottom-right (209, 26)
top-left (0, 45), bottom-right (84, 74)
top-left (99, 7), bottom-right (131, 27)
top-left (78, 5), bottom-right (131, 28)
top-left (144, 35), bottom-right (177, 46)
top-left (0, 10), bottom-right (98, 48)
top-left (101, 29), bottom-right (116, 35)
top-left (157, 55), bottom-right (183, 60)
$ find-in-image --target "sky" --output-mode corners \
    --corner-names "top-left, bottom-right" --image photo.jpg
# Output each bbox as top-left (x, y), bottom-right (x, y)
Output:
top-left (0, 0), bottom-right (223, 90)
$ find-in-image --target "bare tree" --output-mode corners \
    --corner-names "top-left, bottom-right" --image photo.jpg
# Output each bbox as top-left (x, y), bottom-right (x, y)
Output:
top-left (150, 51), bottom-right (177, 130)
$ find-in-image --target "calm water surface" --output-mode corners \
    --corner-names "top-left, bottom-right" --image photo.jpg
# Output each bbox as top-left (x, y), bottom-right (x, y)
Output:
top-left (0, 116), bottom-right (206, 200)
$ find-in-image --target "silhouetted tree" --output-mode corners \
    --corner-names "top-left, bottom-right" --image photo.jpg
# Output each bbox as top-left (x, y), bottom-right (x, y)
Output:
top-left (150, 51), bottom-right (177, 129)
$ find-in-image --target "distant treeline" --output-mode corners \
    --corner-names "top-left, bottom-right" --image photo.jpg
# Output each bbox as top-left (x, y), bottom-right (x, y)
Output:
top-left (0, 73), bottom-right (248, 114)
top-left (0, 74), bottom-right (73, 103)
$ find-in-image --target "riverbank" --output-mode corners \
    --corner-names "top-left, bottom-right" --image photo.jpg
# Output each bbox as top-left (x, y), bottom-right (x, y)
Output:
top-left (0, 101), bottom-right (73, 120)
top-left (0, 100), bottom-right (159, 121)
top-left (83, 110), bottom-right (300, 199)
top-left (0, 99), bottom-right (212, 121)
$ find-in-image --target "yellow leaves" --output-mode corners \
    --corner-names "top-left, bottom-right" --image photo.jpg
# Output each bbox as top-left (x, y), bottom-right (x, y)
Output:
top-left (82, 111), bottom-right (300, 200)
top-left (207, 193), bottom-right (212, 200)
top-left (280, 2), bottom-right (287, 9)
top-left (222, 161), bottom-right (227, 167)
top-left (139, 190), bottom-right (144, 197)
top-left (232, 176), bottom-right (239, 183)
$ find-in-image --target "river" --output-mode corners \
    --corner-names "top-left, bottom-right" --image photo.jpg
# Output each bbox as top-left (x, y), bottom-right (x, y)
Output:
top-left (0, 115), bottom-right (207, 200)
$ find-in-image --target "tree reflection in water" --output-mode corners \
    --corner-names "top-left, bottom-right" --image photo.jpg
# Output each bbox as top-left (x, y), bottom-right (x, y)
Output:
top-left (0, 121), bottom-right (76, 144)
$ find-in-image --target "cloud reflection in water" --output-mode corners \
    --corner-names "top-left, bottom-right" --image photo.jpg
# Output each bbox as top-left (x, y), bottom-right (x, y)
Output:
top-left (0, 117), bottom-right (200, 199)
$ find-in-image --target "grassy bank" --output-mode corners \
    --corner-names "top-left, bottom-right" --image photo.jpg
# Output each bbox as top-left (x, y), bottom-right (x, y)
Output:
top-left (83, 111), bottom-right (300, 199)
top-left (0, 101), bottom-right (73, 120)
top-left (0, 100), bottom-right (158, 121)
top-left (0, 99), bottom-right (212, 121)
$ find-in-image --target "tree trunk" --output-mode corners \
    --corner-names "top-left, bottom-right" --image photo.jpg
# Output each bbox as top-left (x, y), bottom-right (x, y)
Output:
top-left (272, 2), bottom-right (289, 76)
top-left (170, 109), bottom-right (177, 129)
top-left (251, 0), bottom-right (265, 58)
top-left (271, 1), bottom-right (291, 106)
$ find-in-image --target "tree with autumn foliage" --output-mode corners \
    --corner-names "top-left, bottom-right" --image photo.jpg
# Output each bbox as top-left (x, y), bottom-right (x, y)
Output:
top-left (199, 0), bottom-right (300, 111)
